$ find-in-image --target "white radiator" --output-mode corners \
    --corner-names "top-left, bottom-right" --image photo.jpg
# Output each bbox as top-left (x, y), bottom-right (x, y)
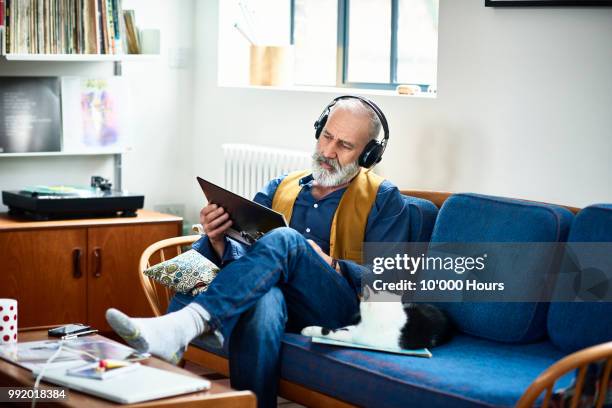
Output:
top-left (222, 143), bottom-right (311, 199)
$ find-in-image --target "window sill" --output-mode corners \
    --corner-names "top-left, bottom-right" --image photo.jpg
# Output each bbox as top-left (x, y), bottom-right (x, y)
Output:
top-left (217, 83), bottom-right (437, 99)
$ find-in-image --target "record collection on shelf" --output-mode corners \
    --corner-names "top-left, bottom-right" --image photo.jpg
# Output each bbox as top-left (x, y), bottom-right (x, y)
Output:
top-left (0, 0), bottom-right (143, 55)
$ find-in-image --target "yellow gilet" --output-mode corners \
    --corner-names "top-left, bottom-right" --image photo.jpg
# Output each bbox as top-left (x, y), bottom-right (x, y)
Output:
top-left (271, 168), bottom-right (384, 264)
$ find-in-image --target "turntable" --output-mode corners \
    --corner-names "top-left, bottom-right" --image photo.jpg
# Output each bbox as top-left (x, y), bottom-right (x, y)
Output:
top-left (2, 177), bottom-right (144, 220)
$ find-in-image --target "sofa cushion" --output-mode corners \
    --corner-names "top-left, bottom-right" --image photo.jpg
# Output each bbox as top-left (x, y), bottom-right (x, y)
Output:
top-left (402, 194), bottom-right (438, 242)
top-left (280, 333), bottom-right (571, 408)
top-left (548, 204), bottom-right (612, 353)
top-left (430, 193), bottom-right (573, 343)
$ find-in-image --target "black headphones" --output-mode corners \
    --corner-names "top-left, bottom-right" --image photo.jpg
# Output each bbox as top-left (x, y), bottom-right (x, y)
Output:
top-left (314, 95), bottom-right (390, 169)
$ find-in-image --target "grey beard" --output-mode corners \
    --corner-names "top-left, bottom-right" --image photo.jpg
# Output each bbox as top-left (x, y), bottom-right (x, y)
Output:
top-left (311, 152), bottom-right (360, 187)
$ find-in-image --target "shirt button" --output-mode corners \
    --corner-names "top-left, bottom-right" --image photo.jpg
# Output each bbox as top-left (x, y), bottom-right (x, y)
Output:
top-left (313, 203), bottom-right (318, 208)
top-left (306, 228), bottom-right (311, 233)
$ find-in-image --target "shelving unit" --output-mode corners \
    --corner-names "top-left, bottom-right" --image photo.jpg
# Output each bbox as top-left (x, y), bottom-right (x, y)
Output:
top-left (0, 151), bottom-right (125, 158)
top-left (0, 151), bottom-right (126, 191)
top-left (0, 54), bottom-right (134, 188)
top-left (0, 51), bottom-right (158, 189)
top-left (0, 1), bottom-right (161, 191)
top-left (1, 53), bottom-right (160, 62)
top-left (1, 53), bottom-right (161, 76)
top-left (2, 54), bottom-right (122, 61)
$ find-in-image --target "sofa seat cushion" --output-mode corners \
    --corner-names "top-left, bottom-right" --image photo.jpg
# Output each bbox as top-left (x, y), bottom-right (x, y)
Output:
top-left (548, 204), bottom-right (612, 352)
top-left (430, 193), bottom-right (573, 343)
top-left (279, 333), bottom-right (572, 408)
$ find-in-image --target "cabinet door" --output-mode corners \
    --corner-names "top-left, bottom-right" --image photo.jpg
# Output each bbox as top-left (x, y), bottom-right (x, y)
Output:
top-left (0, 229), bottom-right (87, 327)
top-left (87, 223), bottom-right (180, 330)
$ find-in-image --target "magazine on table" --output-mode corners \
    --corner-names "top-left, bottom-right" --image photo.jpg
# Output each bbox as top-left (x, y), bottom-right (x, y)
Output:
top-left (0, 338), bottom-right (149, 372)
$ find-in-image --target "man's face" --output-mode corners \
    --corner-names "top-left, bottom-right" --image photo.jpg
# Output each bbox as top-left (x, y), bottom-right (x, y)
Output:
top-left (311, 108), bottom-right (372, 187)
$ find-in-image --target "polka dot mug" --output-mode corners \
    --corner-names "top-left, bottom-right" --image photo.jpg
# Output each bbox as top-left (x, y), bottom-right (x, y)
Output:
top-left (0, 299), bottom-right (18, 344)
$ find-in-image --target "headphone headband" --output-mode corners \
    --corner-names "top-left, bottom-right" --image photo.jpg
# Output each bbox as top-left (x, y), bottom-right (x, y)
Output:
top-left (328, 95), bottom-right (389, 145)
top-left (314, 95), bottom-right (390, 168)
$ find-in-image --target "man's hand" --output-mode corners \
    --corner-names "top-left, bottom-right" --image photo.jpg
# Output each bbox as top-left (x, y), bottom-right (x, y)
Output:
top-left (307, 239), bottom-right (340, 274)
top-left (200, 203), bottom-right (232, 259)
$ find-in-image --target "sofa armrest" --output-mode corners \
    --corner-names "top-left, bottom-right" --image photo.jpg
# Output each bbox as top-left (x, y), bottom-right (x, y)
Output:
top-left (517, 341), bottom-right (612, 408)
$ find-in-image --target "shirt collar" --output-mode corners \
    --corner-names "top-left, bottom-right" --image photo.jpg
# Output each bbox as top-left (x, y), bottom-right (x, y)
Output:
top-left (298, 174), bottom-right (314, 187)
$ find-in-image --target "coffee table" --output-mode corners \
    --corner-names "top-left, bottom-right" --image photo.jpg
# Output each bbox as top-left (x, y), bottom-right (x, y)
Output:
top-left (0, 328), bottom-right (256, 407)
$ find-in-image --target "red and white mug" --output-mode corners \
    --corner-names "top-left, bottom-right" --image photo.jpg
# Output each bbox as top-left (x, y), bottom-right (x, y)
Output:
top-left (0, 299), bottom-right (18, 344)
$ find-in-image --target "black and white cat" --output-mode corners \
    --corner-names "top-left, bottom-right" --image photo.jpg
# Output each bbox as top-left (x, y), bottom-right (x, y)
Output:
top-left (302, 288), bottom-right (453, 350)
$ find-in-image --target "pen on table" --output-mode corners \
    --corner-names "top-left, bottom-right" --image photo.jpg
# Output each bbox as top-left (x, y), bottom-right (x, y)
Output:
top-left (62, 329), bottom-right (99, 340)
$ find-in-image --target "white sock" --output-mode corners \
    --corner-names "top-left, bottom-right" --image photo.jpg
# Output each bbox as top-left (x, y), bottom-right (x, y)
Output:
top-left (105, 305), bottom-right (209, 364)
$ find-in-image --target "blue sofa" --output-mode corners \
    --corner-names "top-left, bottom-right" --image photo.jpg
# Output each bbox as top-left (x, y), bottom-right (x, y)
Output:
top-left (188, 193), bottom-right (612, 408)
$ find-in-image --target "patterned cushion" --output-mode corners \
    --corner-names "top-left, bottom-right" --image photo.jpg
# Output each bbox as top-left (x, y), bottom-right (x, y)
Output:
top-left (143, 249), bottom-right (219, 296)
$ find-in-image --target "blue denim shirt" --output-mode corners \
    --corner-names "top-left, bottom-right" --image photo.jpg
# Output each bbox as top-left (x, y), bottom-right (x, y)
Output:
top-left (193, 173), bottom-right (411, 293)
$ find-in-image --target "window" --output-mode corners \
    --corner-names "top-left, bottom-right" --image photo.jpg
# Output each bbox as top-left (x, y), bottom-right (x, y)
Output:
top-left (218, 0), bottom-right (439, 92)
top-left (345, 0), bottom-right (393, 84)
top-left (293, 0), bottom-right (338, 86)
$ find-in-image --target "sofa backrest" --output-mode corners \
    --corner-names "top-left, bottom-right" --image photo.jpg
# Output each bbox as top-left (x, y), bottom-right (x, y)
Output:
top-left (401, 194), bottom-right (438, 243)
top-left (430, 193), bottom-right (574, 343)
top-left (547, 204), bottom-right (612, 352)
top-left (402, 190), bottom-right (581, 215)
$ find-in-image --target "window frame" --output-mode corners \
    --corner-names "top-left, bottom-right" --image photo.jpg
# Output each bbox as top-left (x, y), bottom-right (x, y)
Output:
top-left (290, 0), bottom-right (432, 91)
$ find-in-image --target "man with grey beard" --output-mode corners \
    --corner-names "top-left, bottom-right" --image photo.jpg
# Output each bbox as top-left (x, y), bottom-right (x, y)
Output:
top-left (107, 96), bottom-right (411, 408)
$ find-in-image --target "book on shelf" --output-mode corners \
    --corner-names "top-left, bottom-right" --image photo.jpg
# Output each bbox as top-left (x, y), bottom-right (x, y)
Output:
top-left (98, 0), bottom-right (107, 54)
top-left (2, 0), bottom-right (132, 55)
top-left (123, 9), bottom-right (139, 54)
top-left (0, 0), bottom-right (4, 55)
top-left (0, 77), bottom-right (62, 153)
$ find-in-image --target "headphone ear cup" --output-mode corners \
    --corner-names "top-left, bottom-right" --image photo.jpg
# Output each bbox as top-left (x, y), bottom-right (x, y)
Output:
top-left (314, 113), bottom-right (328, 140)
top-left (359, 140), bottom-right (384, 168)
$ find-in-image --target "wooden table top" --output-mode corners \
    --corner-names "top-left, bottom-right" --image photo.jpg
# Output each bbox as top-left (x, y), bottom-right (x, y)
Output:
top-left (0, 328), bottom-right (255, 408)
top-left (0, 210), bottom-right (182, 232)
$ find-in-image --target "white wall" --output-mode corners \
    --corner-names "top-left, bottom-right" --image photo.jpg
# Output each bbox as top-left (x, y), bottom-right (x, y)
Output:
top-left (2, 0), bottom-right (610, 224)
top-left (189, 0), bottom-right (612, 223)
top-left (120, 0), bottom-right (195, 219)
top-left (0, 0), bottom-right (196, 216)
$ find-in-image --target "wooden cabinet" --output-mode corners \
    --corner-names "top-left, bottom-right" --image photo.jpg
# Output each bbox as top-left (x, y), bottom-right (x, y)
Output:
top-left (0, 211), bottom-right (182, 330)
top-left (0, 228), bottom-right (88, 327)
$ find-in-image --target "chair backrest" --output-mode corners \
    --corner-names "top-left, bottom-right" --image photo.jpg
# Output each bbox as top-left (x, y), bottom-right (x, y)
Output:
top-left (138, 235), bottom-right (201, 316)
top-left (517, 341), bottom-right (612, 408)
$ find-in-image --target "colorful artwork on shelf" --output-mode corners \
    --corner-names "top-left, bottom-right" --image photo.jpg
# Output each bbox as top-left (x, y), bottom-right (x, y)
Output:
top-left (61, 77), bottom-right (128, 152)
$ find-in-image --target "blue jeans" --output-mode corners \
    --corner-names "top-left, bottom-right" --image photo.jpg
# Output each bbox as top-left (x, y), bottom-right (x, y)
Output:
top-left (167, 227), bottom-right (360, 408)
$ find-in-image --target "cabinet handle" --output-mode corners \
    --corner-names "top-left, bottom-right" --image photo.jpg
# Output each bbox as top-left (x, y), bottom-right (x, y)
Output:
top-left (93, 248), bottom-right (102, 278)
top-left (72, 248), bottom-right (82, 279)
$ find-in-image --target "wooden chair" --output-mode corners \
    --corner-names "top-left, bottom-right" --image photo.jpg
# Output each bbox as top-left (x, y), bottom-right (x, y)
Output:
top-left (138, 235), bottom-right (201, 317)
top-left (516, 341), bottom-right (612, 408)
